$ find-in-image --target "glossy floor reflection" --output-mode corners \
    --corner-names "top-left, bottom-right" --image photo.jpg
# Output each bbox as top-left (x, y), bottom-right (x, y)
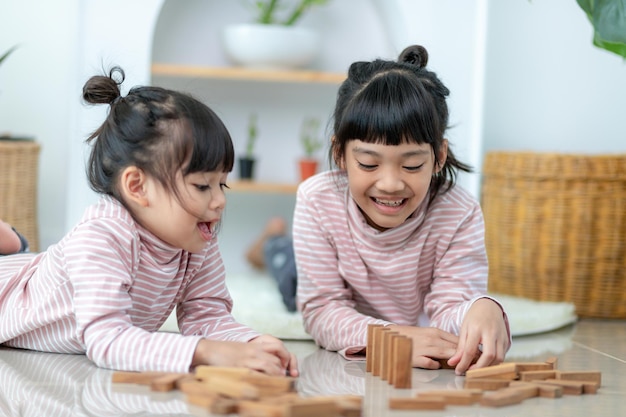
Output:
top-left (0, 319), bottom-right (624, 416)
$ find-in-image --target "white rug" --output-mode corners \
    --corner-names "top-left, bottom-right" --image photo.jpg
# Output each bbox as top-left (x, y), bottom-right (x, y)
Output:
top-left (159, 273), bottom-right (577, 340)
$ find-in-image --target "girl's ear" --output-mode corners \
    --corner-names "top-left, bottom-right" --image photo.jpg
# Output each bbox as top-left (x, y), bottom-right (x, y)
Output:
top-left (435, 139), bottom-right (449, 173)
top-left (120, 166), bottom-right (149, 207)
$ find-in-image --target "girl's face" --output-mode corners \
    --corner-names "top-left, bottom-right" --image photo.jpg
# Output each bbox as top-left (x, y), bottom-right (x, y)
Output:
top-left (142, 170), bottom-right (228, 253)
top-left (341, 139), bottom-right (446, 231)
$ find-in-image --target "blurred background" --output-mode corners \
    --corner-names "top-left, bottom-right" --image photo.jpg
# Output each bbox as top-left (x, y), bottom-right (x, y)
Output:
top-left (0, 0), bottom-right (624, 275)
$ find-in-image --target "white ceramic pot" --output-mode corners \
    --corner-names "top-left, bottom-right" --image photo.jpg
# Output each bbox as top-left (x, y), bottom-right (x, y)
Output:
top-left (221, 23), bottom-right (320, 70)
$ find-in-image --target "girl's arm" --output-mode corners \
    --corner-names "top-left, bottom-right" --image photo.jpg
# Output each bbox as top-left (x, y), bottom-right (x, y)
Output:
top-left (423, 200), bottom-right (510, 373)
top-left (67, 218), bottom-right (203, 373)
top-left (176, 242), bottom-right (259, 342)
top-left (180, 242), bottom-right (298, 376)
top-left (294, 189), bottom-right (387, 356)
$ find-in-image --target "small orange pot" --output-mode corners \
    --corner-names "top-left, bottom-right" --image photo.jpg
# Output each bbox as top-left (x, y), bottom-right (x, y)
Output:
top-left (299, 158), bottom-right (318, 182)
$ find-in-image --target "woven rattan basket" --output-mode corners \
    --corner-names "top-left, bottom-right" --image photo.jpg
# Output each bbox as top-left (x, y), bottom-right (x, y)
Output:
top-left (481, 152), bottom-right (626, 319)
top-left (0, 139), bottom-right (41, 252)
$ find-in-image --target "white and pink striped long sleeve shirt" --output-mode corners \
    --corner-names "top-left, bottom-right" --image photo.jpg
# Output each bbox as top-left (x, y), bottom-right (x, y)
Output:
top-left (294, 171), bottom-right (508, 358)
top-left (0, 196), bottom-right (258, 372)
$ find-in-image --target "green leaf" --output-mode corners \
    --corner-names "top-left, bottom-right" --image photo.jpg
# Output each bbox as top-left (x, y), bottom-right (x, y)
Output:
top-left (576, 0), bottom-right (626, 58)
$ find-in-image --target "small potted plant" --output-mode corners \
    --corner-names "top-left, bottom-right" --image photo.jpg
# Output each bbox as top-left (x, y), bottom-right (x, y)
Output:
top-left (239, 113), bottom-right (258, 180)
top-left (222, 0), bottom-right (331, 69)
top-left (298, 117), bottom-right (323, 181)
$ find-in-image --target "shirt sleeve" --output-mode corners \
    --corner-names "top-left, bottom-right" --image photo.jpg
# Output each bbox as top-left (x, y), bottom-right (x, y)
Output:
top-left (176, 242), bottom-right (260, 343)
top-left (66, 218), bottom-right (204, 373)
top-left (423, 200), bottom-right (511, 342)
top-left (294, 187), bottom-right (389, 354)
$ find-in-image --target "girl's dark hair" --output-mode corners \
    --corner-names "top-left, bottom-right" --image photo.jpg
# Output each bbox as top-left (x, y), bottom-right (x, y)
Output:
top-left (82, 67), bottom-right (234, 209)
top-left (330, 45), bottom-right (472, 201)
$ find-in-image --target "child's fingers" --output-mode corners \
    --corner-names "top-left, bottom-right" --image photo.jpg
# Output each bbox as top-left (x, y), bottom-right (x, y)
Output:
top-left (249, 335), bottom-right (298, 376)
top-left (286, 353), bottom-right (299, 377)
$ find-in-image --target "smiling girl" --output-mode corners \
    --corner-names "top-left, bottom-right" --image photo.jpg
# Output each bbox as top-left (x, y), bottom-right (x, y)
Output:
top-left (293, 45), bottom-right (510, 375)
top-left (0, 67), bottom-right (298, 376)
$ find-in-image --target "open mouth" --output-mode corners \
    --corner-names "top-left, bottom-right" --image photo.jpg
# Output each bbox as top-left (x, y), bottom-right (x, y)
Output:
top-left (372, 197), bottom-right (406, 207)
top-left (198, 222), bottom-right (213, 241)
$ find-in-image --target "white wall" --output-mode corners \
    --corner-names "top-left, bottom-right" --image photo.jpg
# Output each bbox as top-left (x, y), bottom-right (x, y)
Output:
top-left (483, 0), bottom-right (626, 154)
top-left (1, 0), bottom-right (623, 266)
top-left (0, 0), bottom-right (80, 250)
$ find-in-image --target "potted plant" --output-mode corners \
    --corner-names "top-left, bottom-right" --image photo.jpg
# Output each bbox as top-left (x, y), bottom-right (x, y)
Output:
top-left (298, 117), bottom-right (323, 181)
top-left (222, 0), bottom-right (331, 69)
top-left (239, 113), bottom-right (258, 180)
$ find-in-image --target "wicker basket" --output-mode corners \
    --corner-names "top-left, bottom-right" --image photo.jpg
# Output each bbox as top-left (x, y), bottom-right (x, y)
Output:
top-left (0, 139), bottom-right (41, 252)
top-left (481, 152), bottom-right (626, 319)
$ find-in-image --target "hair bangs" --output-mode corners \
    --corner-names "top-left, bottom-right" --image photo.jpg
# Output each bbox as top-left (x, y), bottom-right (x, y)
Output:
top-left (336, 72), bottom-right (441, 147)
top-left (183, 103), bottom-right (235, 175)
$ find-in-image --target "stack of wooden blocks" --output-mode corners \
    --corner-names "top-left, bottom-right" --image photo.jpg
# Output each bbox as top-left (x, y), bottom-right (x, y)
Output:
top-left (365, 324), bottom-right (602, 410)
top-left (112, 365), bottom-right (362, 416)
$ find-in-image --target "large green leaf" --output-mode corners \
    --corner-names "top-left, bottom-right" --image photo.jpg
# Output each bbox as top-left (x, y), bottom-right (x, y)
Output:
top-left (577, 0), bottom-right (626, 58)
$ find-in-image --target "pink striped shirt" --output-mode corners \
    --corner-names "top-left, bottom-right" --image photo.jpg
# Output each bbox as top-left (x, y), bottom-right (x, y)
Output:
top-left (294, 171), bottom-right (508, 358)
top-left (0, 196), bottom-right (258, 372)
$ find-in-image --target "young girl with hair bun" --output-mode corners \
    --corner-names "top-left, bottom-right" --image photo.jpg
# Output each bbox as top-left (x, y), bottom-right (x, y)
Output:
top-left (249, 45), bottom-right (511, 375)
top-left (0, 67), bottom-right (298, 376)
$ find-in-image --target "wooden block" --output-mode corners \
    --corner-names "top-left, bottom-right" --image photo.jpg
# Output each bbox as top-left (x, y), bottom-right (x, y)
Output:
top-left (480, 387), bottom-right (526, 407)
top-left (557, 370), bottom-right (602, 385)
top-left (389, 396), bottom-right (446, 410)
top-left (150, 372), bottom-right (189, 392)
top-left (417, 389), bottom-right (483, 405)
top-left (179, 379), bottom-right (216, 396)
top-left (464, 378), bottom-right (511, 390)
top-left (111, 371), bottom-right (172, 385)
top-left (238, 400), bottom-right (285, 417)
top-left (371, 326), bottom-right (390, 377)
top-left (481, 384), bottom-right (537, 407)
top-left (465, 362), bottom-right (517, 380)
top-left (541, 379), bottom-right (584, 395)
top-left (436, 358), bottom-right (455, 370)
top-left (381, 331), bottom-right (398, 381)
top-left (186, 394), bottom-right (238, 415)
top-left (548, 378), bottom-right (599, 394)
top-left (287, 398), bottom-right (341, 417)
top-left (391, 335), bottom-right (412, 389)
top-left (242, 373), bottom-right (297, 393)
top-left (545, 356), bottom-right (558, 369)
top-left (366, 324), bottom-right (383, 372)
top-left (175, 374), bottom-right (198, 389)
top-left (581, 382), bottom-right (600, 394)
top-left (516, 362), bottom-right (554, 372)
top-left (519, 370), bottom-right (557, 381)
top-left (509, 383), bottom-right (539, 400)
top-left (202, 375), bottom-right (261, 400)
top-left (255, 393), bottom-right (302, 405)
top-left (195, 366), bottom-right (259, 380)
top-left (305, 395), bottom-right (362, 417)
top-left (435, 352), bottom-right (479, 370)
top-left (511, 380), bottom-right (562, 398)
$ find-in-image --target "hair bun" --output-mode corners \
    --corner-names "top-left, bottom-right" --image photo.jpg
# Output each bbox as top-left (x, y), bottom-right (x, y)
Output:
top-left (398, 45), bottom-right (428, 68)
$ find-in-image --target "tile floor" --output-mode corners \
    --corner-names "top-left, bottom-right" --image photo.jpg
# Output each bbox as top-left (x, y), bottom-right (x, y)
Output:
top-left (0, 319), bottom-right (624, 416)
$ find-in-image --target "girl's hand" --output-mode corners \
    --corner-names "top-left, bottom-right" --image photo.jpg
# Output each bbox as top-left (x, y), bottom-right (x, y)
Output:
top-left (249, 334), bottom-right (299, 377)
top-left (447, 298), bottom-right (509, 375)
top-left (387, 325), bottom-right (459, 369)
top-left (192, 335), bottom-right (298, 377)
